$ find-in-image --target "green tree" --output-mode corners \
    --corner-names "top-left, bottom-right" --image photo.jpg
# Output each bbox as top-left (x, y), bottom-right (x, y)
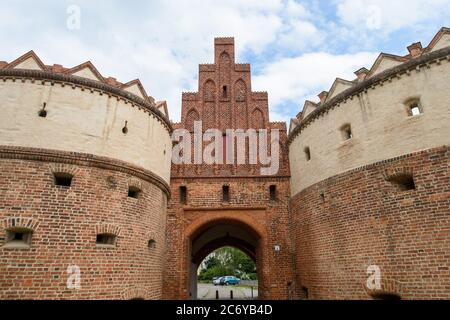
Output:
top-left (198, 247), bottom-right (256, 281)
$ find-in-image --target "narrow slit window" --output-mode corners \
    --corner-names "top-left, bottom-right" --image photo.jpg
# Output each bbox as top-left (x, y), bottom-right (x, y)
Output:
top-left (180, 186), bottom-right (187, 205)
top-left (38, 103), bottom-right (47, 118)
top-left (96, 233), bottom-right (117, 246)
top-left (53, 172), bottom-right (73, 187)
top-left (340, 124), bottom-right (353, 141)
top-left (128, 186), bottom-right (141, 199)
top-left (222, 86), bottom-right (228, 98)
top-left (4, 228), bottom-right (33, 248)
top-left (270, 185), bottom-right (277, 201)
top-left (222, 185), bottom-right (230, 203)
top-left (304, 147), bottom-right (311, 161)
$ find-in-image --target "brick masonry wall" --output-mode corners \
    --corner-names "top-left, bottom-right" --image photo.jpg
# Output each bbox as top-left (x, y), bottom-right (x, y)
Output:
top-left (0, 157), bottom-right (167, 300)
top-left (290, 146), bottom-right (450, 300)
top-left (164, 38), bottom-right (295, 300)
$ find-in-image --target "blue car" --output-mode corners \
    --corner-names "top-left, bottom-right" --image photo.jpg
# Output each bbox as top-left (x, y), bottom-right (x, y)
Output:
top-left (220, 276), bottom-right (240, 286)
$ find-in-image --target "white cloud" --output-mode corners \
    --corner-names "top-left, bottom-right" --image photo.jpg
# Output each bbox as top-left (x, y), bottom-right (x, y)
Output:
top-left (253, 51), bottom-right (379, 119)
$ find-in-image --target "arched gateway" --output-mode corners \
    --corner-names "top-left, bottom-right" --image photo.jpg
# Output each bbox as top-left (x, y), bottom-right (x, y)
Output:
top-left (163, 38), bottom-right (295, 300)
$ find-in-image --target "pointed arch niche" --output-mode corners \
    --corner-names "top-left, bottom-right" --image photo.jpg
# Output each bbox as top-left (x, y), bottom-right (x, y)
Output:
top-left (203, 80), bottom-right (217, 129)
top-left (203, 79), bottom-right (216, 102)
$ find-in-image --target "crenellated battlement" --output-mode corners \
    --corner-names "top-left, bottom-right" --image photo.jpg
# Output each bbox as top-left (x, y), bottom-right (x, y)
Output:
top-left (252, 92), bottom-right (268, 100)
top-left (199, 64), bottom-right (215, 72)
top-left (181, 92), bottom-right (198, 101)
top-left (235, 63), bottom-right (251, 72)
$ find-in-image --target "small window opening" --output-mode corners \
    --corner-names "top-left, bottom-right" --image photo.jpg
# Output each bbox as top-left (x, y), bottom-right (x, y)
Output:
top-left (38, 103), bottom-right (47, 118)
top-left (301, 287), bottom-right (309, 300)
top-left (408, 102), bottom-right (423, 117)
top-left (4, 228), bottom-right (33, 248)
top-left (222, 185), bottom-right (230, 203)
top-left (222, 86), bottom-right (228, 98)
top-left (128, 186), bottom-right (141, 199)
top-left (270, 185), bottom-right (277, 201)
top-left (96, 233), bottom-right (117, 246)
top-left (180, 186), bottom-right (187, 205)
top-left (340, 124), bottom-right (353, 141)
top-left (304, 147), bottom-right (311, 161)
top-left (53, 172), bottom-right (73, 187)
top-left (388, 173), bottom-right (416, 191)
top-left (148, 239), bottom-right (156, 249)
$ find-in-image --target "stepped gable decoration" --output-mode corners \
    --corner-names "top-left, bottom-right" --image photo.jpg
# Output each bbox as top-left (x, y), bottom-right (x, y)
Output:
top-left (0, 50), bottom-right (170, 124)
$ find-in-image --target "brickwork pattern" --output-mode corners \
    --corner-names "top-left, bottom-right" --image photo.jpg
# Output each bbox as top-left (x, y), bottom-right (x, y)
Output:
top-left (290, 146), bottom-right (450, 300)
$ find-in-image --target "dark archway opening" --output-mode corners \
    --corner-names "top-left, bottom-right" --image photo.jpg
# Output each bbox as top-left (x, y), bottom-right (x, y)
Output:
top-left (189, 222), bottom-right (261, 300)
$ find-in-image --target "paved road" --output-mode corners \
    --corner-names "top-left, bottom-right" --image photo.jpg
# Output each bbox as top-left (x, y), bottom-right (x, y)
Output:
top-left (197, 284), bottom-right (258, 300)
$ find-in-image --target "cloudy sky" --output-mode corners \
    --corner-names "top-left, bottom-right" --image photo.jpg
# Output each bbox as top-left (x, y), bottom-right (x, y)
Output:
top-left (0, 0), bottom-right (449, 122)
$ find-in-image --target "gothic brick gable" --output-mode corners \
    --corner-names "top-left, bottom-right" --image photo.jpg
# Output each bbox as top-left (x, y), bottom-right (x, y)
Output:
top-left (174, 37), bottom-right (289, 179)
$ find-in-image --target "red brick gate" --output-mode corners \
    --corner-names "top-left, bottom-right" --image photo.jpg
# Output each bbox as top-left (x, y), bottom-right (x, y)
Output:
top-left (163, 38), bottom-right (295, 300)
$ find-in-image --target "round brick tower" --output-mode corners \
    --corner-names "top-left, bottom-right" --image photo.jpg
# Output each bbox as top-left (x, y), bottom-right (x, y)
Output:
top-left (288, 28), bottom-right (450, 300)
top-left (0, 52), bottom-right (172, 299)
